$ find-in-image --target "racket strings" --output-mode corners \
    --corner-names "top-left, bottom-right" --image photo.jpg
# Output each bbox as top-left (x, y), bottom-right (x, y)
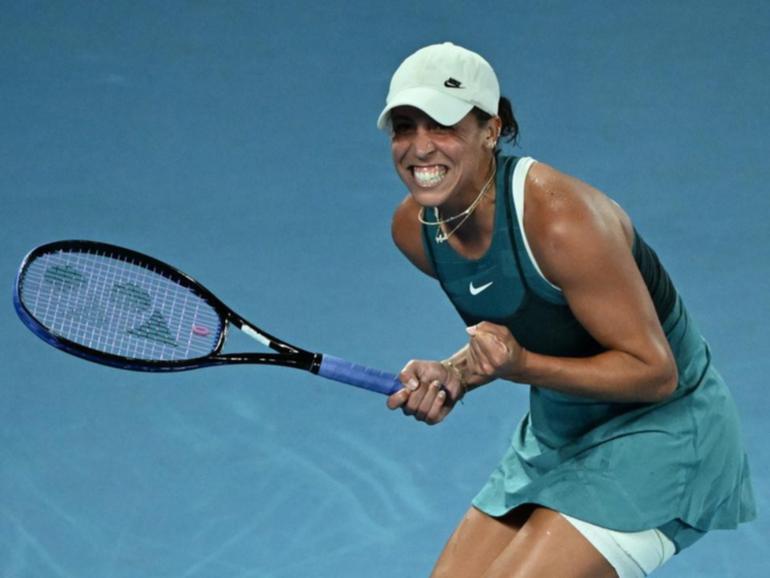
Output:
top-left (19, 249), bottom-right (223, 362)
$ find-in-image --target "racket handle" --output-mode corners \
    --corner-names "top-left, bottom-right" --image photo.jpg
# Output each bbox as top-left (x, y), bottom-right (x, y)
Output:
top-left (317, 355), bottom-right (402, 396)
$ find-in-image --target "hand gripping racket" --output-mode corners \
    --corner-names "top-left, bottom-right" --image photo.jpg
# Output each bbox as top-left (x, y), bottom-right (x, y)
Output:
top-left (13, 240), bottom-right (402, 396)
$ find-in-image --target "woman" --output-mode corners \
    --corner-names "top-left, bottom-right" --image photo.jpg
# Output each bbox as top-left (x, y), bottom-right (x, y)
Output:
top-left (379, 42), bottom-right (755, 578)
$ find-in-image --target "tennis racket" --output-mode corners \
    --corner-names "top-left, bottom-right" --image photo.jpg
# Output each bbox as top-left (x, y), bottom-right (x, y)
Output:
top-left (13, 240), bottom-right (402, 396)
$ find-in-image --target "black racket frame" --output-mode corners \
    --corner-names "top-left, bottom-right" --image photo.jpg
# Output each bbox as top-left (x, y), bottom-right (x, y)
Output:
top-left (14, 240), bottom-right (323, 374)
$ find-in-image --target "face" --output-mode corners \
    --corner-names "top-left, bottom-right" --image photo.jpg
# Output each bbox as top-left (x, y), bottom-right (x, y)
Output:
top-left (389, 106), bottom-right (499, 209)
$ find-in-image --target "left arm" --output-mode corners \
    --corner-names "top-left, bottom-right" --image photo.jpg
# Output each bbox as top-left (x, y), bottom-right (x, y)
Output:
top-left (465, 163), bottom-right (677, 403)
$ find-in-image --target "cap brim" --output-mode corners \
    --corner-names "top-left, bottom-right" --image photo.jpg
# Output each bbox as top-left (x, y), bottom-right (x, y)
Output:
top-left (377, 87), bottom-right (474, 130)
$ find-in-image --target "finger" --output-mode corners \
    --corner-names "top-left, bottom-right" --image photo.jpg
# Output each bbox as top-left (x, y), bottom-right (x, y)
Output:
top-left (404, 381), bottom-right (429, 415)
top-left (416, 380), bottom-right (442, 420)
top-left (473, 331), bottom-right (509, 367)
top-left (399, 360), bottom-right (445, 392)
top-left (468, 324), bottom-right (508, 351)
top-left (387, 388), bottom-right (410, 410)
top-left (398, 368), bottom-right (421, 393)
top-left (425, 387), bottom-right (448, 425)
top-left (440, 378), bottom-right (460, 406)
top-left (470, 321), bottom-right (510, 339)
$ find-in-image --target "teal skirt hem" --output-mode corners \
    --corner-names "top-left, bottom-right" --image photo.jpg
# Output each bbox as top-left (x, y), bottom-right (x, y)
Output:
top-left (471, 298), bottom-right (756, 553)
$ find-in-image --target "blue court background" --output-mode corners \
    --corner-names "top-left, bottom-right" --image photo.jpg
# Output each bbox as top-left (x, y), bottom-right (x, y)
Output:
top-left (1, 1), bottom-right (768, 576)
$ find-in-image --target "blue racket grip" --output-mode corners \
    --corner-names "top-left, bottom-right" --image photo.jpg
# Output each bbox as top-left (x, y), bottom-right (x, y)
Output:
top-left (317, 355), bottom-right (402, 396)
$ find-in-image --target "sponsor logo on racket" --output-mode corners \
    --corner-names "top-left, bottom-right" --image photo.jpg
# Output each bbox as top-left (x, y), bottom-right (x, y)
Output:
top-left (192, 325), bottom-right (210, 337)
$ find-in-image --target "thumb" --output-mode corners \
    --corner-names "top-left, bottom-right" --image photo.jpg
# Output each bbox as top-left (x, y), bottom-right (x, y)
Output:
top-left (468, 324), bottom-right (509, 353)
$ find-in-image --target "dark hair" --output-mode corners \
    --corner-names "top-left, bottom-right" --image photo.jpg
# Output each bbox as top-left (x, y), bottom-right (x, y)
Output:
top-left (472, 96), bottom-right (519, 147)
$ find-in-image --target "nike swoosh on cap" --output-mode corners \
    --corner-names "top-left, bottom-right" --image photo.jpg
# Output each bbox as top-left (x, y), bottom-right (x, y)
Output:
top-left (469, 281), bottom-right (493, 296)
top-left (444, 77), bottom-right (464, 89)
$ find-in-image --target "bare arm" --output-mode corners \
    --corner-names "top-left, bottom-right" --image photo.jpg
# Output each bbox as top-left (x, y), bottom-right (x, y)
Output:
top-left (465, 163), bottom-right (677, 403)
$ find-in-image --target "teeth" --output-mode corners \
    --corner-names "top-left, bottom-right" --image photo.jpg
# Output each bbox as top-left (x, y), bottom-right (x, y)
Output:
top-left (413, 165), bottom-right (447, 187)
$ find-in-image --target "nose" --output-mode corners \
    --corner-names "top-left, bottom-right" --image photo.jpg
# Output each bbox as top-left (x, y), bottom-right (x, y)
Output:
top-left (412, 126), bottom-right (436, 158)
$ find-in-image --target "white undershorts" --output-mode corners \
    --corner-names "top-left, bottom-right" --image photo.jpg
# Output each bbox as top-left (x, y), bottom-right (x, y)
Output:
top-left (561, 514), bottom-right (676, 578)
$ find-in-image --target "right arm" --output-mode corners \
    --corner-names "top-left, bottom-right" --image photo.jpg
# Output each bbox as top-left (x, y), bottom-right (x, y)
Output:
top-left (389, 197), bottom-right (491, 423)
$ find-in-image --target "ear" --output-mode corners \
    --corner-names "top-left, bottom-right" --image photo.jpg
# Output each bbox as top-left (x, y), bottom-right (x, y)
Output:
top-left (485, 116), bottom-right (502, 149)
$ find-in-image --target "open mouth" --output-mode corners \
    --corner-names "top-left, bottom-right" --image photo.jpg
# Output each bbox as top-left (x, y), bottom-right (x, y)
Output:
top-left (412, 165), bottom-right (448, 188)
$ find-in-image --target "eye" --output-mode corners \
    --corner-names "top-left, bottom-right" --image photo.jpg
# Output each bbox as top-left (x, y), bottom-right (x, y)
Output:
top-left (429, 120), bottom-right (454, 133)
top-left (391, 119), bottom-right (414, 136)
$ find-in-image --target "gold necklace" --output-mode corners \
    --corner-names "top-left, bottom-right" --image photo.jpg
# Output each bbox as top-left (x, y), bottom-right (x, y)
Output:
top-left (418, 160), bottom-right (496, 244)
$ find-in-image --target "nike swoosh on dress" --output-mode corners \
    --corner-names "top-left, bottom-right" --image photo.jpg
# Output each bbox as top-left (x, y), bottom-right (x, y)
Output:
top-left (469, 281), bottom-right (493, 296)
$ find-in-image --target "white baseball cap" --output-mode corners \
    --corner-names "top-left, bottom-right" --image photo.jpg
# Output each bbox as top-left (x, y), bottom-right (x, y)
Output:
top-left (377, 42), bottom-right (500, 131)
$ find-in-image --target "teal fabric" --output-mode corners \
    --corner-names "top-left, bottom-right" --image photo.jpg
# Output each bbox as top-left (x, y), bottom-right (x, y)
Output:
top-left (423, 156), bottom-right (605, 358)
top-left (423, 156), bottom-right (756, 553)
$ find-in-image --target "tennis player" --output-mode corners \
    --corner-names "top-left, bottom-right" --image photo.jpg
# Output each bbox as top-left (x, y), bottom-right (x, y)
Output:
top-left (381, 42), bottom-right (755, 578)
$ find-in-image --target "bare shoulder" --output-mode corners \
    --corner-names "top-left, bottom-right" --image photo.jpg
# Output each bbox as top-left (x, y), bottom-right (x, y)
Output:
top-left (392, 195), bottom-right (436, 278)
top-left (523, 162), bottom-right (635, 285)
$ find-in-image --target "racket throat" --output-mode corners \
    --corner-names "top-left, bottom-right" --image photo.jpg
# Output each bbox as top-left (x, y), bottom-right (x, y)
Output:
top-left (240, 324), bottom-right (273, 347)
top-left (239, 322), bottom-right (302, 356)
top-left (239, 321), bottom-right (321, 372)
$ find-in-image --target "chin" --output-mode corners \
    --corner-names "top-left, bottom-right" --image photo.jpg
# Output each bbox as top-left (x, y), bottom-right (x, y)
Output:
top-left (407, 178), bottom-right (457, 208)
top-left (409, 187), bottom-right (449, 208)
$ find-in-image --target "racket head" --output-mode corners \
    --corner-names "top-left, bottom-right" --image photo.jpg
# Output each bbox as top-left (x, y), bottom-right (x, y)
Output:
top-left (14, 240), bottom-right (229, 371)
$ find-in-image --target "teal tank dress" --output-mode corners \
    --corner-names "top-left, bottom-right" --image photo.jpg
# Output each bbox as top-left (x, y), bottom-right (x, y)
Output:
top-left (421, 155), bottom-right (756, 552)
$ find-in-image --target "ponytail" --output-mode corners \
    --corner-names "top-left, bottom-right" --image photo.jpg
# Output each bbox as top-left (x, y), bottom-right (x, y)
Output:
top-left (473, 96), bottom-right (520, 148)
top-left (497, 97), bottom-right (519, 145)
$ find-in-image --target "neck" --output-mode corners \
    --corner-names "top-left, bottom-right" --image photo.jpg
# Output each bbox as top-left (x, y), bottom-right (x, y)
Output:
top-left (430, 157), bottom-right (497, 246)
top-left (440, 156), bottom-right (496, 217)
top-left (448, 183), bottom-right (496, 246)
